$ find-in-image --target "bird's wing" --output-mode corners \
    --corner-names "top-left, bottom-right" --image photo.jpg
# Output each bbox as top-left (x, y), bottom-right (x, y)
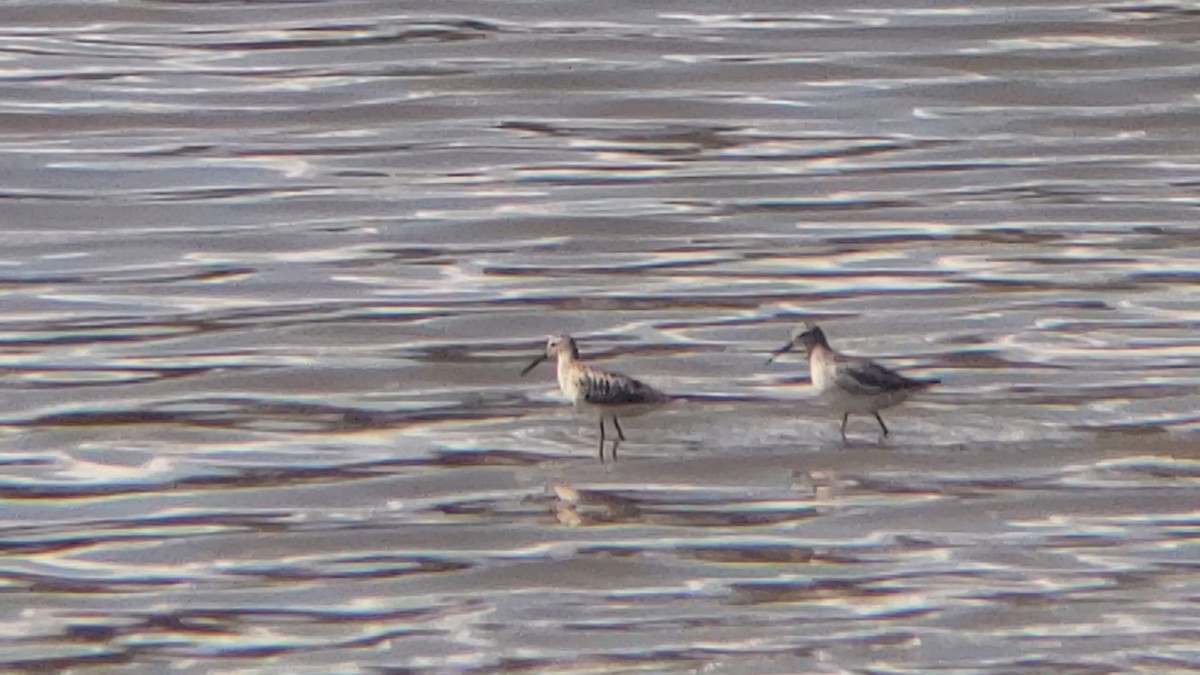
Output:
top-left (834, 358), bottom-right (920, 396)
top-left (579, 368), bottom-right (665, 406)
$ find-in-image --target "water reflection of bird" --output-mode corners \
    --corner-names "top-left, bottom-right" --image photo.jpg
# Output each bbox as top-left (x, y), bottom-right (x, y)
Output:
top-left (521, 334), bottom-right (671, 461)
top-left (767, 323), bottom-right (939, 440)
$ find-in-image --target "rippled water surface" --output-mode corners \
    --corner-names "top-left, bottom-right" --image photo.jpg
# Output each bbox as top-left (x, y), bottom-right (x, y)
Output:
top-left (2, 0), bottom-right (1199, 672)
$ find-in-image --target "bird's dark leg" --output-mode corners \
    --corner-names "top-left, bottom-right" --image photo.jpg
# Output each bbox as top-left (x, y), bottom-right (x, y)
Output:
top-left (873, 412), bottom-right (889, 437)
top-left (614, 417), bottom-right (626, 441)
top-left (598, 419), bottom-right (606, 462)
top-left (840, 413), bottom-right (849, 440)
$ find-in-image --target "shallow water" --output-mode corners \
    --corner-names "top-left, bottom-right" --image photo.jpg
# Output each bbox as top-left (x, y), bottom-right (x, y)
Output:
top-left (1, 0), bottom-right (1199, 672)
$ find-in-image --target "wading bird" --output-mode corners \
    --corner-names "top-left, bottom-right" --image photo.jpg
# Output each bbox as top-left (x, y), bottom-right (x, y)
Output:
top-left (521, 334), bottom-right (671, 461)
top-left (767, 323), bottom-right (939, 440)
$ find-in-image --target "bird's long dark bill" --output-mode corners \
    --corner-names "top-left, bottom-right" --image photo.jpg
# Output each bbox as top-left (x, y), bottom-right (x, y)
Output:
top-left (520, 354), bottom-right (548, 376)
top-left (765, 342), bottom-right (794, 364)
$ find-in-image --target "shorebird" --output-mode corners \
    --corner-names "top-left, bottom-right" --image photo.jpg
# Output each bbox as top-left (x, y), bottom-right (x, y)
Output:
top-left (766, 323), bottom-right (939, 440)
top-left (521, 334), bottom-right (671, 461)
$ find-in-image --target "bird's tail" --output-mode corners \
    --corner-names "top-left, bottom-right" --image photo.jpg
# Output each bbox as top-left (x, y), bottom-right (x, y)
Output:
top-left (904, 376), bottom-right (940, 390)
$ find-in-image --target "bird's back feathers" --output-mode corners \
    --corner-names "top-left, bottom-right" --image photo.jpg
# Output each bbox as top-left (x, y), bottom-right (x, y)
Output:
top-left (577, 366), bottom-right (667, 406)
top-left (833, 356), bottom-right (936, 397)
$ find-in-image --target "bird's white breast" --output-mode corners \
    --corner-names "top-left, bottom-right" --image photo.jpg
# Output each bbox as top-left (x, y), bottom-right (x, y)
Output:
top-left (557, 357), bottom-right (581, 403)
top-left (808, 351), bottom-right (837, 394)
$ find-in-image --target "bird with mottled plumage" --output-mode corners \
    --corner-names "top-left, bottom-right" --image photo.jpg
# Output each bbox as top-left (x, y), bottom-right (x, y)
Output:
top-left (521, 334), bottom-right (671, 461)
top-left (766, 322), bottom-right (939, 440)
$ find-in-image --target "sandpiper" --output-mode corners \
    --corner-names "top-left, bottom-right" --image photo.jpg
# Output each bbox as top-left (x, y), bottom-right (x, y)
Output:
top-left (521, 334), bottom-right (671, 461)
top-left (766, 322), bottom-right (939, 440)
